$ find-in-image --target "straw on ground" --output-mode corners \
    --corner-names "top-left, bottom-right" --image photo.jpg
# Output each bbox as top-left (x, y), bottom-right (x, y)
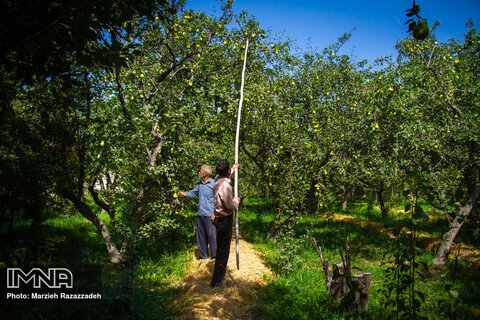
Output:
top-left (171, 237), bottom-right (271, 320)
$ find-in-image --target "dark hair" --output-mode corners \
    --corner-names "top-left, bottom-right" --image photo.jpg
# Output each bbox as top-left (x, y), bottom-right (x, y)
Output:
top-left (216, 159), bottom-right (230, 177)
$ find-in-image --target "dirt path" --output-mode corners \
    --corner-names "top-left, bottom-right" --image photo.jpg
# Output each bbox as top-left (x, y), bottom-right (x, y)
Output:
top-left (170, 237), bottom-right (271, 320)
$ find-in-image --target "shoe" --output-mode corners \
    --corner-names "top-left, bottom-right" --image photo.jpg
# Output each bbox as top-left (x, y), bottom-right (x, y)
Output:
top-left (211, 281), bottom-right (223, 288)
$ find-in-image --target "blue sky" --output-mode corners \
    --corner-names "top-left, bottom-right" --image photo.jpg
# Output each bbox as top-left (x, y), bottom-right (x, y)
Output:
top-left (186, 0), bottom-right (480, 63)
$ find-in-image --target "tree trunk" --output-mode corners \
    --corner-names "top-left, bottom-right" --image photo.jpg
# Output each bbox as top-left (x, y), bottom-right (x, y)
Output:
top-left (340, 184), bottom-right (348, 211)
top-left (276, 212), bottom-right (298, 237)
top-left (267, 207), bottom-right (283, 239)
top-left (377, 182), bottom-right (387, 218)
top-left (306, 179), bottom-right (319, 213)
top-left (433, 186), bottom-right (480, 265)
top-left (65, 191), bottom-right (123, 264)
top-left (465, 142), bottom-right (479, 222)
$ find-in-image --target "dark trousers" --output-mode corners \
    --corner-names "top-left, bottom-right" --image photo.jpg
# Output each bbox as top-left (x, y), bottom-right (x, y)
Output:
top-left (196, 215), bottom-right (217, 259)
top-left (211, 214), bottom-right (233, 287)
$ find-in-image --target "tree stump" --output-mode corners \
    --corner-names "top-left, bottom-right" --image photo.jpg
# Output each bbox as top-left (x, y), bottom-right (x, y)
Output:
top-left (330, 263), bottom-right (349, 302)
top-left (311, 237), bottom-right (372, 314)
top-left (350, 273), bottom-right (372, 314)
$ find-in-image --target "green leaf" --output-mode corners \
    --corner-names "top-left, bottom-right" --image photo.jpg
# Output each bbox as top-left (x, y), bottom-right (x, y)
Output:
top-left (415, 204), bottom-right (424, 214)
top-left (449, 290), bottom-right (459, 299)
top-left (416, 290), bottom-right (426, 302)
top-left (385, 300), bottom-right (396, 308)
top-left (420, 261), bottom-right (429, 272)
top-left (413, 298), bottom-right (422, 308)
top-left (392, 227), bottom-right (401, 237)
top-left (384, 219), bottom-right (396, 228)
top-left (416, 271), bottom-right (426, 280)
top-left (424, 192), bottom-right (434, 203)
top-left (405, 201), bottom-right (411, 212)
top-left (415, 247), bottom-right (424, 254)
top-left (414, 204), bottom-right (428, 220)
top-left (409, 217), bottom-right (417, 226)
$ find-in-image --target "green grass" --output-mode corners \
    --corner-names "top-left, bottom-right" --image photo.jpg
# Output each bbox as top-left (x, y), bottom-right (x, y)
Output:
top-left (239, 198), bottom-right (480, 320)
top-left (1, 212), bottom-right (193, 319)
top-left (2, 198), bottom-right (479, 319)
top-left (136, 250), bottom-right (193, 285)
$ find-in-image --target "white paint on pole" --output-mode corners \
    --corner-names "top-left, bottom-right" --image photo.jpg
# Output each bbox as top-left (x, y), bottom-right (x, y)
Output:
top-left (234, 37), bottom-right (249, 270)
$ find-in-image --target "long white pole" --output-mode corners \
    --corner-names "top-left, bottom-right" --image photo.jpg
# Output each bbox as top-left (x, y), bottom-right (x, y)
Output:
top-left (234, 37), bottom-right (249, 270)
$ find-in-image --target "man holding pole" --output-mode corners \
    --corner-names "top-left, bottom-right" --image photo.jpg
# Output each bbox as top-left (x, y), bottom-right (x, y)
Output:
top-left (210, 159), bottom-right (240, 288)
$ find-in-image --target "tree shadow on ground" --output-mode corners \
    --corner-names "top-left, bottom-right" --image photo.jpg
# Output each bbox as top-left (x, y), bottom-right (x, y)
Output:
top-left (0, 223), bottom-right (107, 266)
top-left (1, 216), bottom-right (193, 320)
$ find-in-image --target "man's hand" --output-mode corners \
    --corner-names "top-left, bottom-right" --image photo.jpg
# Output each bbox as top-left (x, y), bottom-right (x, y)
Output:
top-left (234, 197), bottom-right (241, 203)
top-left (179, 191), bottom-right (187, 197)
top-left (227, 163), bottom-right (240, 179)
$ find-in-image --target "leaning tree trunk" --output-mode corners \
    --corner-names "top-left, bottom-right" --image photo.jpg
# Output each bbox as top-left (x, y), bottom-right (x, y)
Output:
top-left (433, 186), bottom-right (480, 265)
top-left (465, 142), bottom-right (479, 222)
top-left (65, 191), bottom-right (123, 264)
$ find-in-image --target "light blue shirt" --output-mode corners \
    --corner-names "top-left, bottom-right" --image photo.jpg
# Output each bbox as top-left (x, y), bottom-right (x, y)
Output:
top-left (186, 178), bottom-right (215, 216)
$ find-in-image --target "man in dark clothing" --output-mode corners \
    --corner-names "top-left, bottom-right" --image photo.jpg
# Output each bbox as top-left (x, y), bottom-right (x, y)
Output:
top-left (179, 165), bottom-right (216, 260)
top-left (210, 159), bottom-right (240, 287)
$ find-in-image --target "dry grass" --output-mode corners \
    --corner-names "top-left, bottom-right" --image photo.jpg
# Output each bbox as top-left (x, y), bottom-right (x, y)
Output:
top-left (170, 235), bottom-right (271, 320)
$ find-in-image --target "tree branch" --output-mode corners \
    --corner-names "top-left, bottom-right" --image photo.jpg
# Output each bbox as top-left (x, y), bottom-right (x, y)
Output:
top-left (88, 177), bottom-right (116, 219)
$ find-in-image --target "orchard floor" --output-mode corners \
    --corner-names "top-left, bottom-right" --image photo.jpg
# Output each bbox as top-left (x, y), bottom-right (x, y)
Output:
top-left (170, 235), bottom-right (271, 319)
top-left (167, 210), bottom-right (480, 319)
top-left (332, 213), bottom-right (480, 265)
